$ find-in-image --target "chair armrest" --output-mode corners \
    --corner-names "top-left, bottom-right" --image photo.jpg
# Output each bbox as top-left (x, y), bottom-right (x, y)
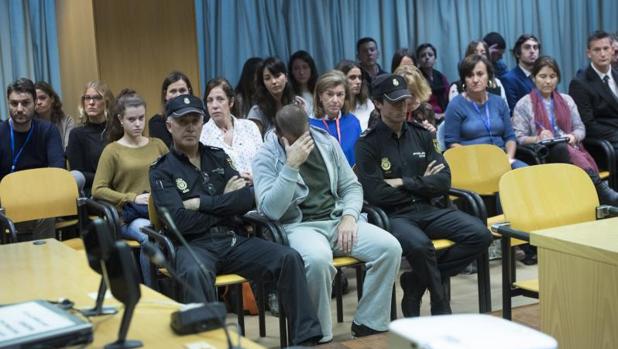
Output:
top-left (77, 197), bottom-right (122, 240)
top-left (491, 222), bottom-right (530, 242)
top-left (242, 211), bottom-right (289, 246)
top-left (0, 208), bottom-right (17, 243)
top-left (141, 225), bottom-right (177, 262)
top-left (362, 202), bottom-right (391, 231)
top-left (583, 138), bottom-right (616, 174)
top-left (596, 205), bottom-right (618, 219)
top-left (449, 188), bottom-right (485, 222)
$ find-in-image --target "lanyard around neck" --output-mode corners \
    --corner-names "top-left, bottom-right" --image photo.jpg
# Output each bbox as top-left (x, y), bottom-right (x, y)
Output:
top-left (470, 100), bottom-right (493, 143)
top-left (322, 115), bottom-right (341, 144)
top-left (9, 119), bottom-right (34, 173)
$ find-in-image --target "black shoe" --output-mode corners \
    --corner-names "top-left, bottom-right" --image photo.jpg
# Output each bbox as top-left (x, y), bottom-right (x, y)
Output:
top-left (430, 299), bottom-right (452, 315)
top-left (596, 181), bottom-right (618, 206)
top-left (400, 272), bottom-right (425, 317)
top-left (521, 254), bottom-right (537, 265)
top-left (351, 322), bottom-right (387, 338)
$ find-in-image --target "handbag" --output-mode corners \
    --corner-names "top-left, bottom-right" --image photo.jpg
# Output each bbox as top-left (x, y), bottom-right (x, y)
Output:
top-left (122, 202), bottom-right (149, 223)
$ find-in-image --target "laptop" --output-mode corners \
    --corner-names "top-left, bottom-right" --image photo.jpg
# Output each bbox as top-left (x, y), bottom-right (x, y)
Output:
top-left (0, 300), bottom-right (93, 348)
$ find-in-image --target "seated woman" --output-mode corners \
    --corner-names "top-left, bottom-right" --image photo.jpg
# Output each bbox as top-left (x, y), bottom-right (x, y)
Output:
top-left (513, 56), bottom-right (618, 205)
top-left (391, 48), bottom-right (416, 73)
top-left (149, 71), bottom-right (194, 148)
top-left (35, 81), bottom-right (75, 150)
top-left (200, 77), bottom-right (263, 176)
top-left (235, 57), bottom-right (263, 118)
top-left (394, 64), bottom-right (436, 135)
top-left (92, 89), bottom-right (168, 285)
top-left (248, 57), bottom-right (303, 136)
top-left (448, 40), bottom-right (507, 104)
top-left (416, 43), bottom-right (449, 119)
top-left (289, 50), bottom-right (319, 115)
top-left (444, 54), bottom-right (526, 169)
top-left (309, 70), bottom-right (361, 166)
top-left (67, 80), bottom-right (115, 196)
top-left (335, 60), bottom-right (374, 131)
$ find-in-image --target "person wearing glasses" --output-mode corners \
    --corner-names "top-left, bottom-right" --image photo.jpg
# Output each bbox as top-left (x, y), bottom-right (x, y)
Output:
top-left (66, 80), bottom-right (115, 196)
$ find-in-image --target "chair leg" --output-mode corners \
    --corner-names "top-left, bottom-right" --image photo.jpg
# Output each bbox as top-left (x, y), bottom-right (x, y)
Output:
top-left (477, 251), bottom-right (491, 313)
top-left (442, 277), bottom-right (451, 302)
top-left (501, 237), bottom-right (512, 320)
top-left (235, 284), bottom-right (245, 335)
top-left (355, 265), bottom-right (364, 301)
top-left (257, 282), bottom-right (266, 337)
top-left (390, 284), bottom-right (397, 320)
top-left (335, 268), bottom-right (344, 323)
top-left (278, 295), bottom-right (288, 348)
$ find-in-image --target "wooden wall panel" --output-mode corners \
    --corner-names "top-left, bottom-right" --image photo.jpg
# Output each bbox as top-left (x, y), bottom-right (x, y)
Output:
top-left (56, 0), bottom-right (99, 122)
top-left (93, 0), bottom-right (201, 131)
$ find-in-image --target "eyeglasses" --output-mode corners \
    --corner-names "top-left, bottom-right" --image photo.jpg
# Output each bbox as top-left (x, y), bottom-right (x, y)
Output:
top-left (81, 94), bottom-right (103, 102)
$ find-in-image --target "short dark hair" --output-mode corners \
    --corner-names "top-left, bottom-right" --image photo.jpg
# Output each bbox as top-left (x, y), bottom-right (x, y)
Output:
top-left (204, 77), bottom-right (235, 118)
top-left (275, 104), bottom-right (308, 139)
top-left (160, 71), bottom-right (194, 106)
top-left (531, 56), bottom-right (561, 83)
top-left (483, 32), bottom-right (506, 50)
top-left (416, 43), bottom-right (437, 60)
top-left (356, 37), bottom-right (377, 53)
top-left (391, 48), bottom-right (416, 73)
top-left (458, 54), bottom-right (494, 83)
top-left (288, 50), bottom-right (319, 96)
top-left (587, 30), bottom-right (611, 49)
top-left (7, 78), bottom-right (36, 101)
top-left (512, 34), bottom-right (541, 62)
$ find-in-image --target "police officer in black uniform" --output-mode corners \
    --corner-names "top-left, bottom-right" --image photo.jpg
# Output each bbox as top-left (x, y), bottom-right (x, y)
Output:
top-left (149, 94), bottom-right (322, 345)
top-left (354, 75), bottom-right (492, 317)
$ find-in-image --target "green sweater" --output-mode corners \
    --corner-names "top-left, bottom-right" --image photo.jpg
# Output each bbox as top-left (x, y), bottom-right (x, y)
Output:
top-left (92, 138), bottom-right (168, 206)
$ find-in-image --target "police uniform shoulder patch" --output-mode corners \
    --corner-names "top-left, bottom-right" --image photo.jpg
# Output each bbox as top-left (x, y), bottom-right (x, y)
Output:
top-left (381, 157), bottom-right (391, 171)
top-left (226, 157), bottom-right (237, 171)
top-left (175, 177), bottom-right (190, 193)
top-left (205, 145), bottom-right (224, 152)
top-left (150, 154), bottom-right (166, 167)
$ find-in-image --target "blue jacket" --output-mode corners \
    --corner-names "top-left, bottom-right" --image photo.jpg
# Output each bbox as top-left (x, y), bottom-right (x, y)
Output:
top-left (308, 113), bottom-right (361, 166)
top-left (501, 65), bottom-right (535, 113)
top-left (252, 126), bottom-right (362, 224)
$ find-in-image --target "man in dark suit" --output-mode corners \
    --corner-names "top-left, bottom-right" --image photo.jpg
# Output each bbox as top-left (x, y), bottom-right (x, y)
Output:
top-left (569, 30), bottom-right (618, 151)
top-left (501, 34), bottom-right (541, 113)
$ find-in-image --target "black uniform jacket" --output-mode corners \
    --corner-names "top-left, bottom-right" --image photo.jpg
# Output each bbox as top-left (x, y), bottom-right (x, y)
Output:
top-left (355, 120), bottom-right (451, 214)
top-left (149, 143), bottom-right (254, 241)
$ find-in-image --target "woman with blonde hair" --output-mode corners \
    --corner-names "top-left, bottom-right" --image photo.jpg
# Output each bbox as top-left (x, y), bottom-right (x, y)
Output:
top-left (394, 64), bottom-right (436, 134)
top-left (309, 70), bottom-right (361, 165)
top-left (66, 80), bottom-right (114, 195)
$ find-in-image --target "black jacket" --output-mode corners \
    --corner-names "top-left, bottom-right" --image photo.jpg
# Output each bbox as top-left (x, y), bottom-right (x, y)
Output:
top-left (355, 120), bottom-right (451, 214)
top-left (569, 65), bottom-right (618, 132)
top-left (149, 143), bottom-right (254, 240)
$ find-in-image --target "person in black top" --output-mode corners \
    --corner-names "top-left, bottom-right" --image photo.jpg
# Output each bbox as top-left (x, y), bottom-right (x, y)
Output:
top-left (1, 78), bottom-right (64, 240)
top-left (148, 71), bottom-right (194, 148)
top-left (66, 80), bottom-right (114, 196)
top-left (149, 94), bottom-right (322, 346)
top-left (355, 74), bottom-right (492, 317)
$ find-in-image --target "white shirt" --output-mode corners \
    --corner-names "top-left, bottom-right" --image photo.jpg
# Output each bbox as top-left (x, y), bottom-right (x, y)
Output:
top-left (200, 116), bottom-right (263, 174)
top-left (352, 99), bottom-right (375, 131)
top-left (591, 63), bottom-right (618, 97)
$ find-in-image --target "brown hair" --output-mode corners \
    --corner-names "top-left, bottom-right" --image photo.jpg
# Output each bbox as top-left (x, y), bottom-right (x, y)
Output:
top-left (313, 70), bottom-right (351, 118)
top-left (107, 89), bottom-right (146, 142)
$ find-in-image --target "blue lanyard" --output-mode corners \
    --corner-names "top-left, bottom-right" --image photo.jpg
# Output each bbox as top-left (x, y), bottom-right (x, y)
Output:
top-left (9, 119), bottom-right (34, 173)
top-left (471, 100), bottom-right (493, 143)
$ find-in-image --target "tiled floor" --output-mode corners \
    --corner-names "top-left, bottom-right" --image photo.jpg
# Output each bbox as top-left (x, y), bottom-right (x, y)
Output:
top-left (226, 257), bottom-right (539, 348)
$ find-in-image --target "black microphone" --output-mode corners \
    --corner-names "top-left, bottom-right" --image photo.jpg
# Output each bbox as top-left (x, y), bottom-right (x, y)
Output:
top-left (156, 207), bottom-right (240, 349)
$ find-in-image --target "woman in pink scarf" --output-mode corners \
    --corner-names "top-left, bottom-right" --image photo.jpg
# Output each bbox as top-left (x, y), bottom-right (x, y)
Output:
top-left (512, 56), bottom-right (618, 205)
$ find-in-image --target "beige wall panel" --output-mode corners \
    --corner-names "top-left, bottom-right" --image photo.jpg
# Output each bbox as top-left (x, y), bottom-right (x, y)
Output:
top-left (93, 0), bottom-right (201, 132)
top-left (56, 0), bottom-right (99, 123)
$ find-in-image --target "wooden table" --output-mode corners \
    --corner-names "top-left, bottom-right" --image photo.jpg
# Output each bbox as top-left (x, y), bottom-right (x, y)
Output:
top-left (0, 239), bottom-right (264, 349)
top-left (530, 217), bottom-right (618, 349)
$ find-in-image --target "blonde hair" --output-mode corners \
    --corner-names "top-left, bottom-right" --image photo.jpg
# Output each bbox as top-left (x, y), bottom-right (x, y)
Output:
top-left (78, 80), bottom-right (115, 124)
top-left (394, 65), bottom-right (431, 102)
top-left (313, 70), bottom-right (351, 118)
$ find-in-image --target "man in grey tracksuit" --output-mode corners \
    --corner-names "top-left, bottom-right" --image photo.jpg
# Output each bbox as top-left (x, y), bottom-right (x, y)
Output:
top-left (252, 104), bottom-right (401, 342)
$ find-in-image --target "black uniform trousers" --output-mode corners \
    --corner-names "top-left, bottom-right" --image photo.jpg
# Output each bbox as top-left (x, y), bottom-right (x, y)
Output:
top-left (175, 233), bottom-right (322, 345)
top-left (389, 202), bottom-right (492, 302)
